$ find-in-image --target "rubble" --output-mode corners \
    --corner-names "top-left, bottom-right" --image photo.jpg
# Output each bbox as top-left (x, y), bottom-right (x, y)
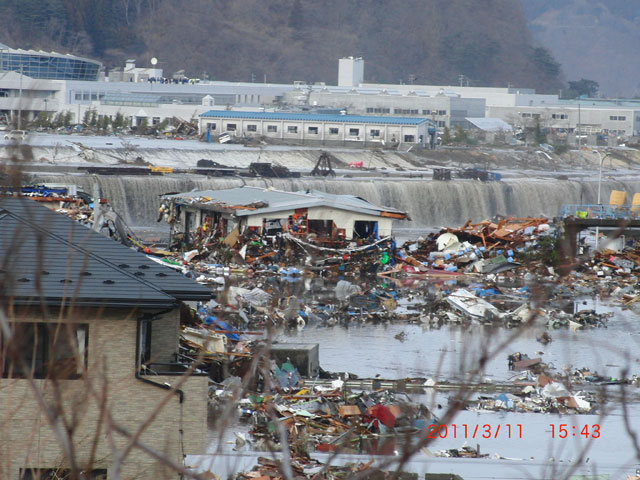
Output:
top-left (130, 201), bottom-right (640, 470)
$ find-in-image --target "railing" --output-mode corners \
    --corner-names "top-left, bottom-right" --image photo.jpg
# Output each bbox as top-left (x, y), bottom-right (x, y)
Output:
top-left (559, 204), bottom-right (638, 220)
top-left (140, 352), bottom-right (208, 376)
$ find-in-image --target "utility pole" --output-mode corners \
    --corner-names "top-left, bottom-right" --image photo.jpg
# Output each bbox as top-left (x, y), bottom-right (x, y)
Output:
top-left (577, 102), bottom-right (581, 148)
top-left (594, 149), bottom-right (609, 252)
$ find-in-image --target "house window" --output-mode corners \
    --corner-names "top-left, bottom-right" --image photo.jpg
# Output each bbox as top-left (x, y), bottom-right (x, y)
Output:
top-left (2, 323), bottom-right (88, 379)
top-left (267, 125), bottom-right (278, 132)
top-left (422, 109), bottom-right (431, 115)
top-left (20, 468), bottom-right (107, 480)
top-left (370, 129), bottom-right (380, 137)
top-left (207, 122), bottom-right (216, 130)
top-left (75, 93), bottom-right (82, 100)
top-left (287, 125), bottom-right (298, 133)
top-left (329, 127), bottom-right (339, 135)
top-left (437, 110), bottom-right (447, 115)
top-left (226, 123), bottom-right (236, 131)
top-left (308, 126), bottom-right (319, 134)
top-left (404, 135), bottom-right (415, 142)
top-left (152, 117), bottom-right (160, 125)
top-left (437, 121), bottom-right (446, 127)
top-left (247, 124), bottom-right (257, 132)
top-left (349, 128), bottom-right (360, 136)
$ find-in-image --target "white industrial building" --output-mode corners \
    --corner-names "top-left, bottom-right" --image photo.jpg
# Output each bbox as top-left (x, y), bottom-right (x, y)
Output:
top-left (489, 100), bottom-right (640, 141)
top-left (284, 85), bottom-right (485, 129)
top-left (107, 59), bottom-right (164, 83)
top-left (198, 110), bottom-right (435, 147)
top-left (338, 57), bottom-right (364, 87)
top-left (2, 51), bottom-right (640, 142)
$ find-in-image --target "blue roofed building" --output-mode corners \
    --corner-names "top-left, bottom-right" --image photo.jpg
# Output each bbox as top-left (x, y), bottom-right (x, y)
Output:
top-left (198, 110), bottom-right (435, 147)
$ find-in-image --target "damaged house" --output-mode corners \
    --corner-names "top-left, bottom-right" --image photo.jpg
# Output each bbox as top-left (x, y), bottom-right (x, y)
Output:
top-left (160, 186), bottom-right (408, 249)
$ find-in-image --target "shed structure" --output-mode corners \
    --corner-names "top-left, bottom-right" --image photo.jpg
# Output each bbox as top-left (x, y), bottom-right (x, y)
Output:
top-left (162, 186), bottom-right (408, 245)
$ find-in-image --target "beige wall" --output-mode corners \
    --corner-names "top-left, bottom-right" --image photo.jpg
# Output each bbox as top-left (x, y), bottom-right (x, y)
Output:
top-left (307, 207), bottom-right (394, 238)
top-left (0, 307), bottom-right (207, 480)
top-left (244, 206), bottom-right (394, 239)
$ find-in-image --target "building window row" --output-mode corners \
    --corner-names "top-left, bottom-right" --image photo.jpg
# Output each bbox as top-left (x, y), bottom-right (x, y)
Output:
top-left (213, 122), bottom-right (412, 138)
top-left (395, 108), bottom-right (419, 115)
top-left (74, 92), bottom-right (105, 101)
top-left (552, 114), bottom-right (568, 119)
top-left (366, 107), bottom-right (391, 114)
top-left (610, 115), bottom-right (626, 121)
top-left (0, 53), bottom-right (100, 80)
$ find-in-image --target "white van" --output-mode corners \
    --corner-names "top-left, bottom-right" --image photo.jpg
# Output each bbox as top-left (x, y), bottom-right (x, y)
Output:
top-left (4, 130), bottom-right (29, 141)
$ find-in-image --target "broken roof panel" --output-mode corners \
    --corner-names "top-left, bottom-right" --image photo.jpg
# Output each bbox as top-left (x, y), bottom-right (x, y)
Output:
top-left (163, 186), bottom-right (408, 219)
top-left (0, 197), bottom-right (211, 307)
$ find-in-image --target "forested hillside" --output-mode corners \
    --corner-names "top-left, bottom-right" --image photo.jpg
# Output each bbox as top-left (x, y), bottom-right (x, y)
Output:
top-left (523, 0), bottom-right (640, 97)
top-left (1, 0), bottom-right (563, 92)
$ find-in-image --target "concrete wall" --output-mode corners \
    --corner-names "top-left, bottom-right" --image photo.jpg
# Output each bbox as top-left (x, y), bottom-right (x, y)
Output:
top-left (0, 307), bottom-right (207, 480)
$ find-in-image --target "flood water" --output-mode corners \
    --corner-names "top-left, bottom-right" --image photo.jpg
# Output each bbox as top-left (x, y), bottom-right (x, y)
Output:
top-left (192, 274), bottom-right (640, 479)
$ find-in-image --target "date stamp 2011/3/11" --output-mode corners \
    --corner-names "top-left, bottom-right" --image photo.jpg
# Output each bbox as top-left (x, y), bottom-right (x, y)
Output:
top-left (426, 424), bottom-right (601, 440)
top-left (426, 424), bottom-right (522, 440)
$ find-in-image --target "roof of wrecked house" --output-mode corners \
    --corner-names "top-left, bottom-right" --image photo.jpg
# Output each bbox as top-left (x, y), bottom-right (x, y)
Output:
top-left (163, 186), bottom-right (408, 219)
top-left (0, 197), bottom-right (212, 308)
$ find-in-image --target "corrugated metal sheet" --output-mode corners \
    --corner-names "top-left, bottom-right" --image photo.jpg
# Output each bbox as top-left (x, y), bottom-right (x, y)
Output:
top-left (465, 117), bottom-right (513, 132)
top-left (0, 198), bottom-right (211, 307)
top-left (200, 110), bottom-right (430, 126)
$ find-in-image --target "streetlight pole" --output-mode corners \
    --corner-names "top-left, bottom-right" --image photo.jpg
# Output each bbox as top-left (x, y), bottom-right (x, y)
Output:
top-left (17, 64), bottom-right (23, 130)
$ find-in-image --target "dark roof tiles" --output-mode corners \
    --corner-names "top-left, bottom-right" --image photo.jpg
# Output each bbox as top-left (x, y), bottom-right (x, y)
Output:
top-left (0, 197), bottom-right (212, 308)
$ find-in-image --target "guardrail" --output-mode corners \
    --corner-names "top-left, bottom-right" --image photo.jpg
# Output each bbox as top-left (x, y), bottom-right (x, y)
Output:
top-left (559, 204), bottom-right (638, 220)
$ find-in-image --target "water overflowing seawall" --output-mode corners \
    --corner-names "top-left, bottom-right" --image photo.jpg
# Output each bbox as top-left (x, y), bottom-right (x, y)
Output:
top-left (30, 173), bottom-right (640, 230)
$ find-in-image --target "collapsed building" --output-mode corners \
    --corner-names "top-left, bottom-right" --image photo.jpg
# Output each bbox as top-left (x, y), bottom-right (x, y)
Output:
top-left (160, 186), bottom-right (408, 250)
